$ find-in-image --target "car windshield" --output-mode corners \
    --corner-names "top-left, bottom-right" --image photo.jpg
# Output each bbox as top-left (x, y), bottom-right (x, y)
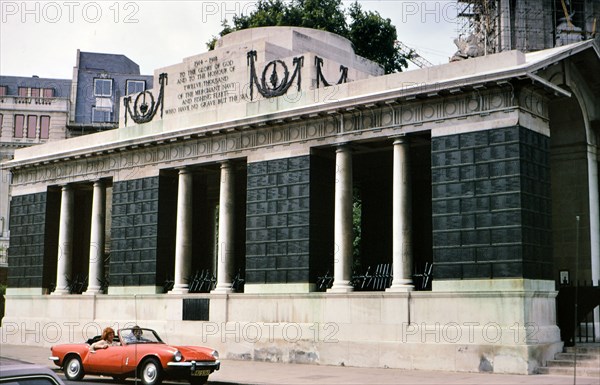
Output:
top-left (118, 328), bottom-right (163, 345)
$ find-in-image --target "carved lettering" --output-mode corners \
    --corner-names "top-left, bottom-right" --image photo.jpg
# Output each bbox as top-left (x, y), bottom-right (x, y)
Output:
top-left (171, 55), bottom-right (240, 114)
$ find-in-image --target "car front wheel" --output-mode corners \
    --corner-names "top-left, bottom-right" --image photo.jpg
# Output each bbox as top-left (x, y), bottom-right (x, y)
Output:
top-left (64, 355), bottom-right (85, 381)
top-left (139, 358), bottom-right (163, 385)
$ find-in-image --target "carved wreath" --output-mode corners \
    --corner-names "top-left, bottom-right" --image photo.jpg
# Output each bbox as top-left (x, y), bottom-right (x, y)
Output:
top-left (247, 50), bottom-right (304, 101)
top-left (315, 56), bottom-right (348, 88)
top-left (124, 73), bottom-right (168, 125)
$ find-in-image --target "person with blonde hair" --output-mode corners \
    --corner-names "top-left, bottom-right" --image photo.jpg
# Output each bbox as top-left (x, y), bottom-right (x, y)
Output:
top-left (90, 327), bottom-right (118, 351)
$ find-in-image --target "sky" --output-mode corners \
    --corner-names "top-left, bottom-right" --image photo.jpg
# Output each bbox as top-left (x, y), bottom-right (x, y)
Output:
top-left (0, 0), bottom-right (461, 79)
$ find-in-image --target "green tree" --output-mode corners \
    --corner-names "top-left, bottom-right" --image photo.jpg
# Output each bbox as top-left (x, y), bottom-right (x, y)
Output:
top-left (206, 0), bottom-right (408, 73)
top-left (347, 2), bottom-right (407, 74)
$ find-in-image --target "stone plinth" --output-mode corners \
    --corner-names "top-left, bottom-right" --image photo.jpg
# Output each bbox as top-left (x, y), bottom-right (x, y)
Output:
top-left (2, 282), bottom-right (561, 374)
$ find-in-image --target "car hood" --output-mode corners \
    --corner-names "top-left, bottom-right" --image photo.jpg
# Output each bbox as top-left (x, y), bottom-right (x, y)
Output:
top-left (173, 346), bottom-right (216, 361)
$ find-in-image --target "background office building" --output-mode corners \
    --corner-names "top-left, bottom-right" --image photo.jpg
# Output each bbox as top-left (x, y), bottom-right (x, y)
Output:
top-left (0, 51), bottom-right (152, 311)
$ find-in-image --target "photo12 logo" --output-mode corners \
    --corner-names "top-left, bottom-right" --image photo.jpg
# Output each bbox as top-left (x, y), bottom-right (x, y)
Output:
top-left (1, 1), bottom-right (140, 24)
top-left (200, 1), bottom-right (258, 23)
top-left (399, 1), bottom-right (459, 23)
top-left (1, 321), bottom-right (139, 344)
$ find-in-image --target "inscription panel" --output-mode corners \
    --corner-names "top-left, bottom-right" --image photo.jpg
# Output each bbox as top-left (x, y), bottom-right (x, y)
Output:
top-left (8, 193), bottom-right (49, 288)
top-left (164, 55), bottom-right (241, 116)
top-left (432, 126), bottom-right (552, 280)
top-left (246, 156), bottom-right (311, 284)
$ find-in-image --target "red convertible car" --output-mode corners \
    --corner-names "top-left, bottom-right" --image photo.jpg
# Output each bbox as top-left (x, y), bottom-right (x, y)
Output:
top-left (49, 327), bottom-right (220, 385)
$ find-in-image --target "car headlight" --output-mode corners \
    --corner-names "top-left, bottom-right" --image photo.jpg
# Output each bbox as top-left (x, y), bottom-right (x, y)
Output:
top-left (211, 350), bottom-right (219, 359)
top-left (174, 350), bottom-right (183, 362)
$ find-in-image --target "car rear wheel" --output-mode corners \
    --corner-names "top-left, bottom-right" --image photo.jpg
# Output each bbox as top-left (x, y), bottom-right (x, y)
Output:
top-left (64, 355), bottom-right (85, 380)
top-left (139, 358), bottom-right (163, 385)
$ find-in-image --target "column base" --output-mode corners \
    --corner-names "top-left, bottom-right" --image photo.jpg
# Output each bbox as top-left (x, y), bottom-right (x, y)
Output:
top-left (328, 282), bottom-right (354, 293)
top-left (51, 288), bottom-right (70, 295)
top-left (169, 286), bottom-right (189, 295)
top-left (211, 288), bottom-right (233, 294)
top-left (211, 284), bottom-right (233, 294)
top-left (386, 284), bottom-right (414, 292)
top-left (83, 288), bottom-right (103, 295)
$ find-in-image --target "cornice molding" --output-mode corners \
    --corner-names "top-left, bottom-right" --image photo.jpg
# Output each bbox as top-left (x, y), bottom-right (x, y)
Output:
top-left (9, 87), bottom-right (551, 189)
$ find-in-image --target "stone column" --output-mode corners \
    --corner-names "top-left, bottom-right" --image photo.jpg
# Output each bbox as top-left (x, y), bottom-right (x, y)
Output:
top-left (84, 180), bottom-right (106, 295)
top-left (388, 137), bottom-right (414, 291)
top-left (587, 148), bottom-right (599, 336)
top-left (213, 161), bottom-right (235, 293)
top-left (329, 145), bottom-right (354, 293)
top-left (52, 184), bottom-right (74, 295)
top-left (170, 168), bottom-right (193, 294)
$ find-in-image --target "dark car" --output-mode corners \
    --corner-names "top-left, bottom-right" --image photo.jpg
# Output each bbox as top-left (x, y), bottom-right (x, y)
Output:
top-left (0, 359), bottom-right (66, 385)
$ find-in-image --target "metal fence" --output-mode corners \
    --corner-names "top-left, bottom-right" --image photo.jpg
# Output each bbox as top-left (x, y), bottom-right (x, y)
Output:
top-left (317, 262), bottom-right (433, 292)
top-left (556, 280), bottom-right (600, 345)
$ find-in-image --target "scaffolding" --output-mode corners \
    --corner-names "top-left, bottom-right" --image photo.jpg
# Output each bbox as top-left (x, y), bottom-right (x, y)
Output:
top-left (455, 0), bottom-right (599, 56)
top-left (456, 0), bottom-right (500, 55)
top-left (395, 41), bottom-right (434, 68)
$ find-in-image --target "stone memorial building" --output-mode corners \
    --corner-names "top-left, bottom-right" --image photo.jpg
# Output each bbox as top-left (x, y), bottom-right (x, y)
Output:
top-left (2, 27), bottom-right (599, 374)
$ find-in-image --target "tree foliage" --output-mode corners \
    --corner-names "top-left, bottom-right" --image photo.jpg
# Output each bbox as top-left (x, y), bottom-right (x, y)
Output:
top-left (206, 0), bottom-right (408, 73)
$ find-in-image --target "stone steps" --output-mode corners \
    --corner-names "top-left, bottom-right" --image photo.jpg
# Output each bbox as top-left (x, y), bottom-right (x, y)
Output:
top-left (565, 345), bottom-right (600, 354)
top-left (537, 366), bottom-right (600, 377)
top-left (554, 353), bottom-right (598, 362)
top-left (538, 344), bottom-right (600, 377)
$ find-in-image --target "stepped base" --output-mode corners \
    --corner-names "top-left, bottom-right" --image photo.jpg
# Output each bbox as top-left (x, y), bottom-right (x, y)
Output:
top-left (538, 344), bottom-right (600, 377)
top-left (537, 366), bottom-right (600, 377)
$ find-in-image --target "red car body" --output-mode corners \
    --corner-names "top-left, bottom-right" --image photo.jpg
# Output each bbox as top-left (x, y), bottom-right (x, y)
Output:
top-left (49, 328), bottom-right (219, 385)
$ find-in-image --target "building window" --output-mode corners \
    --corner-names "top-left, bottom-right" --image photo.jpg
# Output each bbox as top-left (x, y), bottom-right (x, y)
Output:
top-left (94, 79), bottom-right (113, 97)
top-left (30, 88), bottom-right (40, 98)
top-left (0, 86), bottom-right (6, 96)
top-left (18, 87), bottom-right (27, 97)
top-left (0, 114), bottom-right (3, 138)
top-left (92, 107), bottom-right (112, 123)
top-left (14, 115), bottom-right (24, 138)
top-left (40, 116), bottom-right (50, 139)
top-left (27, 115), bottom-right (37, 138)
top-left (43, 88), bottom-right (54, 98)
top-left (126, 80), bottom-right (145, 95)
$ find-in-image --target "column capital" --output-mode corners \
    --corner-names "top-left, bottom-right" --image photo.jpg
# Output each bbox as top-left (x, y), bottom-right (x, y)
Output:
top-left (391, 135), bottom-right (409, 145)
top-left (335, 143), bottom-right (352, 152)
top-left (176, 166), bottom-right (191, 174)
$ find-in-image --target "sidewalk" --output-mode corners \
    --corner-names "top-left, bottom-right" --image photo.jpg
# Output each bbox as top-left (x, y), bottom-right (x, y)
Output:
top-left (1, 343), bottom-right (598, 385)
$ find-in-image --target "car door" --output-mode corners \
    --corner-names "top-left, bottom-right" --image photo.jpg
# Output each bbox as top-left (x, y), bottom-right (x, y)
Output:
top-left (84, 344), bottom-right (125, 374)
